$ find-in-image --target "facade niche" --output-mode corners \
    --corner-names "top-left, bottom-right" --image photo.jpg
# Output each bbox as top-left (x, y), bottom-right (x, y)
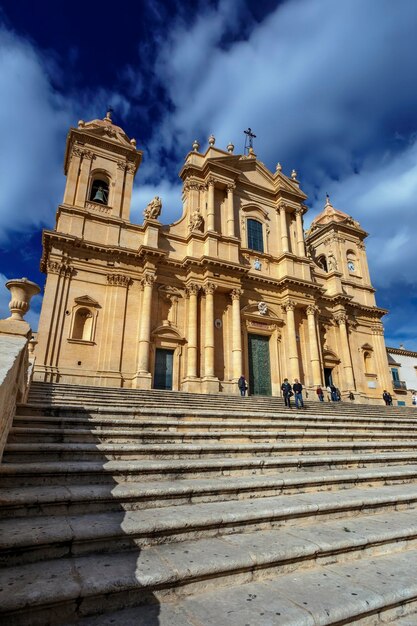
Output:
top-left (72, 308), bottom-right (93, 341)
top-left (347, 249), bottom-right (357, 274)
top-left (317, 255), bottom-right (328, 272)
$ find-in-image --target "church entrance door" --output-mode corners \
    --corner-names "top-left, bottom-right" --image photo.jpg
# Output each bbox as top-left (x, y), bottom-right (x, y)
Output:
top-left (154, 348), bottom-right (174, 390)
top-left (248, 334), bottom-right (272, 396)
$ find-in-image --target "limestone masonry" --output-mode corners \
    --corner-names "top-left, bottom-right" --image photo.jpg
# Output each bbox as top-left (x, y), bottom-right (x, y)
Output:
top-left (34, 111), bottom-right (392, 401)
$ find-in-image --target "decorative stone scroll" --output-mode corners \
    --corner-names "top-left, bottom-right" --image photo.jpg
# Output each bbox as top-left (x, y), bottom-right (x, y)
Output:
top-left (203, 282), bottom-right (217, 296)
top-left (231, 288), bottom-right (243, 301)
top-left (334, 311), bottom-right (347, 325)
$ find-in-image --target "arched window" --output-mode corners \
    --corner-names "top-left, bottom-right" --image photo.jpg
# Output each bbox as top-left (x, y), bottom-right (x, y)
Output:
top-left (72, 308), bottom-right (94, 341)
top-left (89, 178), bottom-right (109, 205)
top-left (317, 255), bottom-right (328, 272)
top-left (247, 219), bottom-right (264, 253)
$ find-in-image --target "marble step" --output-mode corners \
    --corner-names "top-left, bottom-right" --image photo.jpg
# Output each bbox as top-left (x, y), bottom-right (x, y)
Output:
top-left (2, 465), bottom-right (417, 518)
top-left (4, 440), bottom-right (417, 463)
top-left (1, 511), bottom-right (417, 625)
top-left (12, 414), bottom-right (417, 433)
top-left (3, 453), bottom-right (417, 486)
top-left (2, 484), bottom-right (417, 568)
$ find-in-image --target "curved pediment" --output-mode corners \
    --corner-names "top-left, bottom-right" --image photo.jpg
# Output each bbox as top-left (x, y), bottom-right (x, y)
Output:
top-left (74, 295), bottom-right (101, 308)
top-left (241, 302), bottom-right (282, 322)
top-left (152, 322), bottom-right (185, 342)
top-left (323, 349), bottom-right (340, 364)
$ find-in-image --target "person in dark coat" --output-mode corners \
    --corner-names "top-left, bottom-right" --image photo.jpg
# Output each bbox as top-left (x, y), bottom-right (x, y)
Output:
top-left (316, 386), bottom-right (324, 402)
top-left (238, 375), bottom-right (248, 397)
top-left (281, 378), bottom-right (292, 408)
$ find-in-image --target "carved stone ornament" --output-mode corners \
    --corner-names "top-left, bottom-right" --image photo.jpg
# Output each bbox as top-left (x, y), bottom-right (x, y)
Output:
top-left (306, 304), bottom-right (319, 316)
top-left (283, 300), bottom-right (296, 313)
top-left (258, 301), bottom-right (268, 316)
top-left (117, 160), bottom-right (127, 171)
top-left (144, 196), bottom-right (162, 220)
top-left (327, 252), bottom-right (338, 271)
top-left (231, 288), bottom-right (243, 301)
top-left (82, 150), bottom-right (95, 161)
top-left (107, 274), bottom-right (131, 287)
top-left (204, 282), bottom-right (217, 295)
top-left (371, 323), bottom-right (384, 335)
top-left (334, 312), bottom-right (347, 325)
top-left (71, 146), bottom-right (84, 158)
top-left (189, 209), bottom-right (204, 232)
top-left (5, 278), bottom-right (41, 321)
top-left (141, 273), bottom-right (156, 288)
top-left (186, 283), bottom-right (200, 297)
top-left (47, 261), bottom-right (61, 275)
top-left (227, 183), bottom-right (236, 193)
top-left (214, 318), bottom-right (222, 329)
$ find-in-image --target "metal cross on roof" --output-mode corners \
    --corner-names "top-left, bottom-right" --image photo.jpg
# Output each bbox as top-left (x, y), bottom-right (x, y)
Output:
top-left (244, 128), bottom-right (256, 154)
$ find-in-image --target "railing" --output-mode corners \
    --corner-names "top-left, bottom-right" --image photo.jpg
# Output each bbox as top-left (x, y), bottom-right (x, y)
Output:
top-left (393, 380), bottom-right (407, 390)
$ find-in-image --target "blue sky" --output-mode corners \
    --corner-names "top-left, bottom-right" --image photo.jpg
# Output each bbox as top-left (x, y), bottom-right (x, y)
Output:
top-left (0, 0), bottom-right (416, 349)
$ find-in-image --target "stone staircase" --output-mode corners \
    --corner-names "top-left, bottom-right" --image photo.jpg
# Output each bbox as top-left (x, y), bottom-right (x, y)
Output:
top-left (1, 383), bottom-right (417, 625)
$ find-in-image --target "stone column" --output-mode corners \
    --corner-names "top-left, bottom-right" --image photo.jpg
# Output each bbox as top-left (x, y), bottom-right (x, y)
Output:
top-left (372, 322), bottom-right (392, 392)
top-left (226, 183), bottom-right (236, 237)
top-left (137, 273), bottom-right (155, 374)
top-left (186, 283), bottom-right (200, 378)
top-left (306, 305), bottom-right (322, 385)
top-left (231, 288), bottom-right (243, 381)
top-left (121, 163), bottom-right (136, 221)
top-left (295, 208), bottom-right (306, 257)
top-left (280, 205), bottom-right (289, 253)
top-left (74, 150), bottom-right (94, 207)
top-left (203, 282), bottom-right (217, 377)
top-left (63, 146), bottom-right (82, 205)
top-left (334, 311), bottom-right (355, 390)
top-left (284, 301), bottom-right (300, 381)
top-left (207, 178), bottom-right (215, 232)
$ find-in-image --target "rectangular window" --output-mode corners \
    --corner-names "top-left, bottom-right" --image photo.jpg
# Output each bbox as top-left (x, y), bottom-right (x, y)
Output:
top-left (391, 368), bottom-right (400, 382)
top-left (247, 219), bottom-right (264, 253)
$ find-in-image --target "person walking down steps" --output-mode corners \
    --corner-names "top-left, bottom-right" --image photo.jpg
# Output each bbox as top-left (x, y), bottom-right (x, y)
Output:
top-left (281, 378), bottom-right (293, 408)
top-left (293, 379), bottom-right (305, 409)
top-left (237, 375), bottom-right (248, 397)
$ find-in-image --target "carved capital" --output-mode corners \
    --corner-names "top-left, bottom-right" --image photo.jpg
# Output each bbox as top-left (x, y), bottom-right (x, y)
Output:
top-left (71, 146), bottom-right (84, 159)
top-left (334, 311), bottom-right (347, 325)
top-left (141, 273), bottom-right (156, 288)
top-left (117, 160), bottom-right (127, 171)
top-left (203, 282), bottom-right (217, 296)
top-left (306, 304), bottom-right (319, 316)
top-left (186, 282), bottom-right (200, 297)
top-left (283, 300), bottom-right (296, 313)
top-left (126, 162), bottom-right (136, 174)
top-left (295, 207), bottom-right (303, 217)
top-left (47, 261), bottom-right (61, 275)
top-left (231, 288), bottom-right (243, 301)
top-left (82, 150), bottom-right (95, 161)
top-left (371, 323), bottom-right (384, 335)
top-left (227, 183), bottom-right (236, 193)
top-left (107, 274), bottom-right (132, 287)
top-left (206, 176), bottom-right (216, 188)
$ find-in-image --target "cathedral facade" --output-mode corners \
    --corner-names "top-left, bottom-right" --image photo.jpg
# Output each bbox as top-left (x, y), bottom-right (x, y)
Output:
top-left (34, 112), bottom-right (393, 402)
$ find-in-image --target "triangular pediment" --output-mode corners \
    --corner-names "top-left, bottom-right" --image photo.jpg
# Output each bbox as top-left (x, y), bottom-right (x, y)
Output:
top-left (274, 172), bottom-right (307, 199)
top-left (74, 295), bottom-right (100, 308)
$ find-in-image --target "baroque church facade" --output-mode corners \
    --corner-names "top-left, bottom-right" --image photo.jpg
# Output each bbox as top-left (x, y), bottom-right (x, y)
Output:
top-left (34, 112), bottom-right (393, 402)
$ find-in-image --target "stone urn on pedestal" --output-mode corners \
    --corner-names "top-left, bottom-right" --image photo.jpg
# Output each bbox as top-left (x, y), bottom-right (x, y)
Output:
top-left (5, 278), bottom-right (40, 321)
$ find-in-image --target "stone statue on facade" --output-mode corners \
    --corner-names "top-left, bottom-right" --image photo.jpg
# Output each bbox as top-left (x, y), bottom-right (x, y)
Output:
top-left (189, 208), bottom-right (204, 232)
top-left (328, 252), bottom-right (338, 271)
top-left (144, 196), bottom-right (162, 220)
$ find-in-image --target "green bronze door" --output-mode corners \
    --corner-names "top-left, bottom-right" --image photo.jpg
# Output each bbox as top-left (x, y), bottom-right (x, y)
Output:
top-left (248, 334), bottom-right (272, 396)
top-left (154, 348), bottom-right (174, 390)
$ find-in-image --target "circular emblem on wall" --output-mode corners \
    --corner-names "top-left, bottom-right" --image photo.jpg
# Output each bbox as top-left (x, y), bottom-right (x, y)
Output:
top-left (214, 318), bottom-right (222, 329)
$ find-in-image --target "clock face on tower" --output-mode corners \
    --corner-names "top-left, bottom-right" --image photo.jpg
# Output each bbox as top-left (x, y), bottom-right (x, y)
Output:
top-left (348, 261), bottom-right (355, 272)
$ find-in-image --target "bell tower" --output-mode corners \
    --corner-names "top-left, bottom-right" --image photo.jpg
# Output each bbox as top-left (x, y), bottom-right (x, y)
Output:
top-left (60, 109), bottom-right (142, 233)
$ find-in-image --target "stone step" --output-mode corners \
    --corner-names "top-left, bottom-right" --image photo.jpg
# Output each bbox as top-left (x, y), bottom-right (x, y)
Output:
top-left (2, 465), bottom-right (417, 518)
top-left (4, 440), bottom-right (417, 463)
top-left (10, 425), bottom-right (417, 445)
top-left (2, 484), bottom-right (417, 568)
top-left (12, 414), bottom-right (417, 433)
top-left (3, 453), bottom-right (417, 487)
top-left (74, 549), bottom-right (417, 626)
top-left (1, 510), bottom-right (417, 625)
top-left (16, 404), bottom-right (417, 427)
